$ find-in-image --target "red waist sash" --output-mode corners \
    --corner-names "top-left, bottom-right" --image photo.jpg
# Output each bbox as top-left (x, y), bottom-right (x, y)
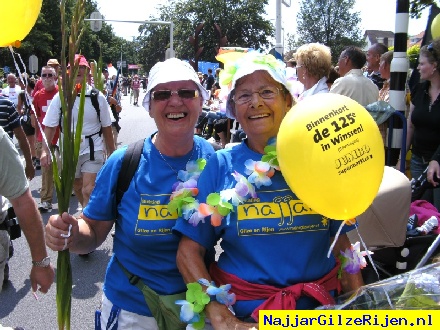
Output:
top-left (209, 262), bottom-right (341, 321)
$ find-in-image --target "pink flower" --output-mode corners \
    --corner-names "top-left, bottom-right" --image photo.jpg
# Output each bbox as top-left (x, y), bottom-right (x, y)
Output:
top-left (244, 159), bottom-right (275, 188)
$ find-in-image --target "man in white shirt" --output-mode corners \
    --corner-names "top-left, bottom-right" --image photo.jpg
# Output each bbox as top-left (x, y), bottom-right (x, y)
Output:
top-left (1, 74), bottom-right (22, 107)
top-left (330, 46), bottom-right (379, 106)
top-left (40, 55), bottom-right (115, 208)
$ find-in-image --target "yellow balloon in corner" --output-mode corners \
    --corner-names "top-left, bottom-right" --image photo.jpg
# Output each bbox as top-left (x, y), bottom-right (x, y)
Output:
top-left (432, 14), bottom-right (440, 39)
top-left (277, 93), bottom-right (384, 220)
top-left (0, 0), bottom-right (43, 47)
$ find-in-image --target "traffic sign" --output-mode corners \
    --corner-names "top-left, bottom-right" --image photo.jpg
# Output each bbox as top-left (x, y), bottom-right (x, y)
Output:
top-left (90, 11), bottom-right (103, 32)
top-left (117, 61), bottom-right (127, 68)
top-left (29, 55), bottom-right (38, 74)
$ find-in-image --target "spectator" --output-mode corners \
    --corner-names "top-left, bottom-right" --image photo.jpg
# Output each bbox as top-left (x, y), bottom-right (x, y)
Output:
top-left (206, 68), bottom-right (215, 92)
top-left (366, 43), bottom-right (388, 89)
top-left (399, 39), bottom-right (440, 210)
top-left (330, 46), bottom-right (379, 106)
top-left (296, 43), bottom-right (332, 100)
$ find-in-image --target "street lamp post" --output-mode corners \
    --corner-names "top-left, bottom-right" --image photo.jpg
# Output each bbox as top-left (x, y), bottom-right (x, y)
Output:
top-left (85, 18), bottom-right (174, 58)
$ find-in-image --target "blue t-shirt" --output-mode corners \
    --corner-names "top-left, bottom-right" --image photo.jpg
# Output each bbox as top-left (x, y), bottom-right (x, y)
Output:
top-left (174, 141), bottom-right (355, 317)
top-left (84, 135), bottom-right (214, 316)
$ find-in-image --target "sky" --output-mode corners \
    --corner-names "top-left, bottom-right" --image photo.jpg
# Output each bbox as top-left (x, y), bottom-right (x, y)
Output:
top-left (94, 0), bottom-right (430, 42)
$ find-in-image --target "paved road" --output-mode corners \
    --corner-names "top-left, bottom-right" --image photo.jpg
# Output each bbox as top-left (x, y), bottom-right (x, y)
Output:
top-left (0, 91), bottom-right (157, 329)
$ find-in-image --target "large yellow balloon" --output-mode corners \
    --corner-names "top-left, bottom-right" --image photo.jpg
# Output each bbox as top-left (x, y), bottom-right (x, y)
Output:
top-left (432, 14), bottom-right (440, 40)
top-left (0, 0), bottom-right (43, 47)
top-left (277, 93), bottom-right (384, 220)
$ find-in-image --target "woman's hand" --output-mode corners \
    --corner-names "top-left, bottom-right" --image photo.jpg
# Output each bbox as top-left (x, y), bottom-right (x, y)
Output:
top-left (206, 302), bottom-right (258, 330)
top-left (427, 160), bottom-right (440, 187)
top-left (45, 212), bottom-right (78, 251)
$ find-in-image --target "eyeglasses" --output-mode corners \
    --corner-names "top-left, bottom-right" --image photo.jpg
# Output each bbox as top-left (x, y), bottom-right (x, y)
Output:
top-left (41, 73), bottom-right (54, 78)
top-left (151, 89), bottom-right (199, 101)
top-left (428, 43), bottom-right (438, 61)
top-left (233, 86), bottom-right (282, 105)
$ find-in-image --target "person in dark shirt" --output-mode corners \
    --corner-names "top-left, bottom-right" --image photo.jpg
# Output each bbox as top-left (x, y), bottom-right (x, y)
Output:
top-left (0, 95), bottom-right (34, 180)
top-left (206, 68), bottom-right (215, 92)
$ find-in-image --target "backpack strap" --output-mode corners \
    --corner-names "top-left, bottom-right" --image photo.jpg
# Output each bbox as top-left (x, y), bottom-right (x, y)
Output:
top-left (116, 138), bottom-right (145, 208)
top-left (89, 87), bottom-right (101, 123)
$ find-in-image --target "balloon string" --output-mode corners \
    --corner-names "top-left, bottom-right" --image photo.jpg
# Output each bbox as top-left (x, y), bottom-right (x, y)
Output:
top-left (8, 46), bottom-right (52, 153)
top-left (354, 223), bottom-right (394, 309)
top-left (327, 221), bottom-right (345, 258)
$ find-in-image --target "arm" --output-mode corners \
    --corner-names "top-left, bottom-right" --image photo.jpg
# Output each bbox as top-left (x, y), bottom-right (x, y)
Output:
top-left (16, 94), bottom-right (24, 115)
top-left (46, 212), bottom-right (114, 255)
top-left (102, 125), bottom-right (115, 156)
top-left (331, 233), bottom-right (364, 293)
top-left (40, 126), bottom-right (57, 167)
top-left (13, 126), bottom-right (35, 180)
top-left (10, 189), bottom-right (55, 293)
top-left (177, 236), bottom-right (255, 330)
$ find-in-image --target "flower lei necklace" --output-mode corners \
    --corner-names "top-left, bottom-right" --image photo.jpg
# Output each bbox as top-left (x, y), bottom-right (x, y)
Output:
top-left (169, 138), bottom-right (370, 327)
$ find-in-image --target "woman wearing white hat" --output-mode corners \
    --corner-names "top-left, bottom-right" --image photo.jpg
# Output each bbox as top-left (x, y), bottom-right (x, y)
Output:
top-left (45, 58), bottom-right (215, 329)
top-left (175, 52), bottom-right (363, 329)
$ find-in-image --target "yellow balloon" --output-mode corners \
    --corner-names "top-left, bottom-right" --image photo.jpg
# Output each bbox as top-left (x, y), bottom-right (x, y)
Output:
top-left (277, 93), bottom-right (384, 220)
top-left (432, 14), bottom-right (440, 40)
top-left (0, 0), bottom-right (43, 47)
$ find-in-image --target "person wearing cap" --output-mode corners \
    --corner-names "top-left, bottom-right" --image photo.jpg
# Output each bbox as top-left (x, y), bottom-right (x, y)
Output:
top-left (174, 51), bottom-right (364, 328)
top-left (45, 58), bottom-right (215, 329)
top-left (40, 54), bottom-right (115, 208)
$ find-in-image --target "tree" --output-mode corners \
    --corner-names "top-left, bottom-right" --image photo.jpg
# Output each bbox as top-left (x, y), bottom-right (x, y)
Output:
top-left (0, 0), bottom-right (130, 75)
top-left (296, 0), bottom-right (365, 63)
top-left (137, 0), bottom-right (274, 73)
top-left (410, 0), bottom-right (439, 18)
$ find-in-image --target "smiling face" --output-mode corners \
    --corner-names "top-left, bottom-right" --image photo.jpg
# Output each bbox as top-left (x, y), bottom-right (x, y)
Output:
top-left (149, 80), bottom-right (203, 138)
top-left (233, 70), bottom-right (292, 149)
top-left (41, 67), bottom-right (57, 91)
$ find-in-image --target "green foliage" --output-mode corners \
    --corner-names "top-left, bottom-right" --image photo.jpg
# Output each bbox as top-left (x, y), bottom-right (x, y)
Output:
top-left (407, 44), bottom-right (421, 68)
top-left (137, 0), bottom-right (273, 73)
top-left (410, 0), bottom-right (439, 19)
top-left (55, 1), bottom-right (87, 329)
top-left (296, 0), bottom-right (365, 63)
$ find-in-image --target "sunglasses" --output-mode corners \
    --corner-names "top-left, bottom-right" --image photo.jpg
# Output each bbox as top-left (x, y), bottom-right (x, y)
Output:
top-left (428, 43), bottom-right (438, 61)
top-left (151, 89), bottom-right (199, 101)
top-left (41, 73), bottom-right (54, 78)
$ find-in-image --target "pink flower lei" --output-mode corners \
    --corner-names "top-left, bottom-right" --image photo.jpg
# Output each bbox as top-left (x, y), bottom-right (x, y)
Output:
top-left (171, 137), bottom-right (279, 227)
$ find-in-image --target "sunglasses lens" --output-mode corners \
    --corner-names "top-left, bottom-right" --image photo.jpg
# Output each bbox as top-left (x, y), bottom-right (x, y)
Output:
top-left (153, 90), bottom-right (172, 100)
top-left (42, 73), bottom-right (53, 78)
top-left (178, 89), bottom-right (197, 99)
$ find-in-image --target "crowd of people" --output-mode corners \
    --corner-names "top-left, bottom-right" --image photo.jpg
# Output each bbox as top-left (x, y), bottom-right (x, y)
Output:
top-left (1, 37), bottom-right (440, 330)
